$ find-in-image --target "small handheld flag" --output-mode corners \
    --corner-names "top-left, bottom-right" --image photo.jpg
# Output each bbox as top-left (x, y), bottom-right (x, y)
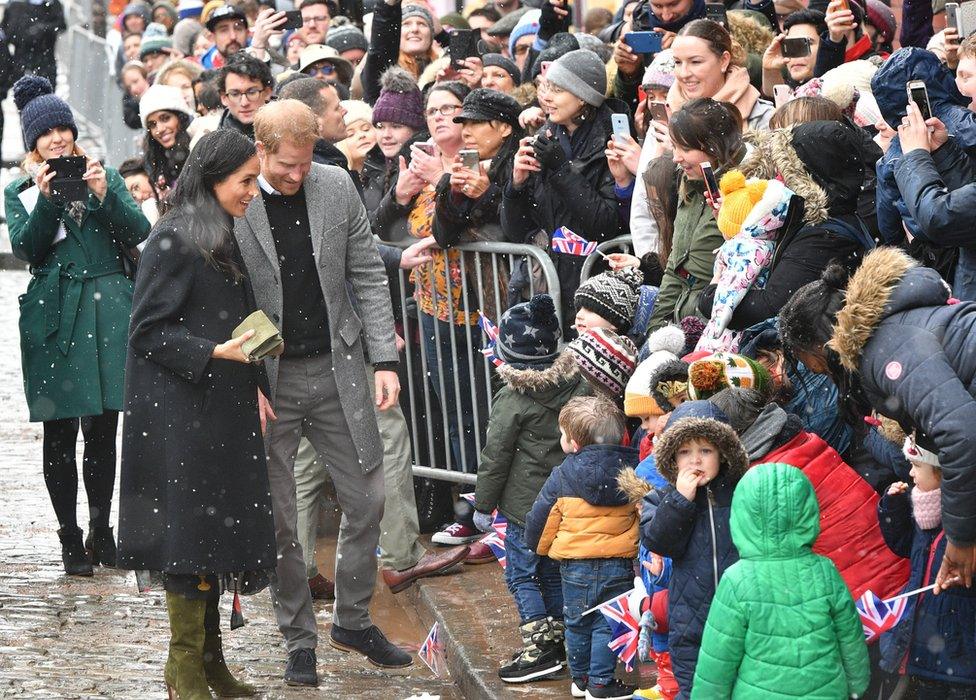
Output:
top-left (551, 226), bottom-right (598, 257)
top-left (478, 312), bottom-right (504, 367)
top-left (856, 589), bottom-right (908, 642)
top-left (418, 621), bottom-right (446, 676)
top-left (608, 619), bottom-right (640, 671)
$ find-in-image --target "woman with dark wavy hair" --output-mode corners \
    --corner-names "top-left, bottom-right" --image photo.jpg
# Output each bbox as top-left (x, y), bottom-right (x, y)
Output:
top-left (139, 83), bottom-right (197, 195)
top-left (118, 129), bottom-right (277, 700)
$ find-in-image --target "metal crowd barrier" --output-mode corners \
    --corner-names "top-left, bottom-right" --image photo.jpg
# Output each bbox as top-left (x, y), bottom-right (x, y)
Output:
top-left (383, 238), bottom-right (561, 485)
top-left (579, 235), bottom-right (634, 283)
top-left (56, 25), bottom-right (139, 168)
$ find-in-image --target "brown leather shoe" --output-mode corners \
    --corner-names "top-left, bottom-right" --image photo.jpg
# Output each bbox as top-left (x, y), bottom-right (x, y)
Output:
top-left (308, 573), bottom-right (335, 600)
top-left (381, 546), bottom-right (470, 594)
top-left (464, 540), bottom-right (497, 564)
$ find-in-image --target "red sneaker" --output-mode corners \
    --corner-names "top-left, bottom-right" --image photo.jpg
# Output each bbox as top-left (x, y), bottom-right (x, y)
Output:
top-left (464, 541), bottom-right (498, 564)
top-left (431, 521), bottom-right (482, 545)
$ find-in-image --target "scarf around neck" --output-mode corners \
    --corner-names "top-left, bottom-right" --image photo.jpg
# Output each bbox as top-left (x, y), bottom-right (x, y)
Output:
top-left (667, 65), bottom-right (760, 130)
top-left (911, 486), bottom-right (942, 531)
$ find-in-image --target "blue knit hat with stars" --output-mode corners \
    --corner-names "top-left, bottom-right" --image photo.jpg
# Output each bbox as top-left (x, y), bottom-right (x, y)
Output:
top-left (13, 76), bottom-right (78, 152)
top-left (495, 294), bottom-right (561, 370)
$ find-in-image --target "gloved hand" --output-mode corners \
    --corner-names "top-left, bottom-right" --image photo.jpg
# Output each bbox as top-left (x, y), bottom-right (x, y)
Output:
top-left (473, 510), bottom-right (495, 533)
top-left (539, 0), bottom-right (572, 42)
top-left (638, 609), bottom-right (656, 663)
top-left (532, 133), bottom-right (569, 172)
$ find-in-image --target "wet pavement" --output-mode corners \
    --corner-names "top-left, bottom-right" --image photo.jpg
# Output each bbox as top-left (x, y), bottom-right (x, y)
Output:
top-left (0, 269), bottom-right (459, 699)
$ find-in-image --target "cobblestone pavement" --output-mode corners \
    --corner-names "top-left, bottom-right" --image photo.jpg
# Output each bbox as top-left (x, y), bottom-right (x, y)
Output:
top-left (0, 270), bottom-right (460, 699)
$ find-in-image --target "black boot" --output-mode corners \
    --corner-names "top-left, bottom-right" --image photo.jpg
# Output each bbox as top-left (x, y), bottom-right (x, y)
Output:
top-left (85, 526), bottom-right (117, 567)
top-left (58, 526), bottom-right (93, 577)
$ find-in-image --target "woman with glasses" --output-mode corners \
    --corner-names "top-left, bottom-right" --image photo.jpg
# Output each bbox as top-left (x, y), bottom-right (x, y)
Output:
top-left (139, 84), bottom-right (197, 201)
top-left (373, 79), bottom-right (485, 473)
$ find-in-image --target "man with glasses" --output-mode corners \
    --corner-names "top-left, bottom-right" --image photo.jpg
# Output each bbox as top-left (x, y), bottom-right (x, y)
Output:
top-left (218, 52), bottom-right (274, 139)
top-left (299, 0), bottom-right (336, 45)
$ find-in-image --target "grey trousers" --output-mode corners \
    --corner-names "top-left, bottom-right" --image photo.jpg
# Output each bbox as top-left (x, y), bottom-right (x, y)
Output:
top-left (295, 369), bottom-right (425, 573)
top-left (266, 354), bottom-right (385, 647)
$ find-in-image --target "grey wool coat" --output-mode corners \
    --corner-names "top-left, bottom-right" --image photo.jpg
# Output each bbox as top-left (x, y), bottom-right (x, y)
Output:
top-left (233, 163), bottom-right (398, 474)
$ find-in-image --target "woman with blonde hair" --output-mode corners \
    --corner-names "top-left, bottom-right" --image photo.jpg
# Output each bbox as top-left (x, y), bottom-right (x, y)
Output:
top-left (156, 58), bottom-right (203, 112)
top-left (4, 76), bottom-right (150, 576)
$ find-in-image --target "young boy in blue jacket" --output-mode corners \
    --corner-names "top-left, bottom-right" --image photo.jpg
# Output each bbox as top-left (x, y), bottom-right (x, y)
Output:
top-left (525, 396), bottom-right (640, 700)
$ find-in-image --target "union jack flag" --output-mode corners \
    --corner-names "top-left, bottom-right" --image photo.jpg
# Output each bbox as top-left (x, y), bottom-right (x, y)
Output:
top-left (491, 511), bottom-right (507, 538)
top-left (551, 226), bottom-right (598, 256)
top-left (856, 589), bottom-right (908, 642)
top-left (418, 621), bottom-right (446, 676)
top-left (478, 312), bottom-right (504, 367)
top-left (608, 619), bottom-right (640, 671)
top-left (480, 530), bottom-right (507, 569)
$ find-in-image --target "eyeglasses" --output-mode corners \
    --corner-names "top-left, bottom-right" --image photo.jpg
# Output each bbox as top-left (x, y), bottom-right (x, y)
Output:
top-left (303, 15), bottom-right (329, 24)
top-left (513, 44), bottom-right (531, 56)
top-left (425, 104), bottom-right (462, 118)
top-left (224, 87), bottom-right (267, 102)
top-left (305, 64), bottom-right (335, 77)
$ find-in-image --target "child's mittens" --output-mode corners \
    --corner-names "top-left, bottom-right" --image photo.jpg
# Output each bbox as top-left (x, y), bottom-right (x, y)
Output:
top-left (638, 609), bottom-right (657, 663)
top-left (472, 510), bottom-right (495, 533)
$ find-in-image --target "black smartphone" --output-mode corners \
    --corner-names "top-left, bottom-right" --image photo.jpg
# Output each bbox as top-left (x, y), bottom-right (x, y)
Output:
top-left (907, 79), bottom-right (932, 121)
top-left (700, 161), bottom-right (720, 202)
top-left (449, 29), bottom-right (480, 69)
top-left (282, 9), bottom-right (303, 30)
top-left (48, 155), bottom-right (88, 203)
top-left (705, 2), bottom-right (728, 26)
top-left (781, 37), bottom-right (812, 58)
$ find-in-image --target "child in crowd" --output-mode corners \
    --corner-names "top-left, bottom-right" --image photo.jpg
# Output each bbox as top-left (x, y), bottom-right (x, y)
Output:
top-left (470, 294), bottom-right (588, 683)
top-left (525, 396), bottom-right (641, 700)
top-left (640, 401), bottom-right (749, 698)
top-left (566, 328), bottom-right (639, 404)
top-left (697, 170), bottom-right (797, 352)
top-left (693, 463), bottom-right (870, 698)
top-left (877, 435), bottom-right (976, 698)
top-left (573, 268), bottom-right (644, 338)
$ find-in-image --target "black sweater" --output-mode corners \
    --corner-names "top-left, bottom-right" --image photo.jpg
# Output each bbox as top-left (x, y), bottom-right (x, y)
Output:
top-left (262, 186), bottom-right (331, 358)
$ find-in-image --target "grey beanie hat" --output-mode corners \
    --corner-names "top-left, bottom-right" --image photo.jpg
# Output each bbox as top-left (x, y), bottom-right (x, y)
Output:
top-left (402, 3), bottom-right (434, 29)
top-left (545, 49), bottom-right (607, 106)
top-left (326, 22), bottom-right (369, 53)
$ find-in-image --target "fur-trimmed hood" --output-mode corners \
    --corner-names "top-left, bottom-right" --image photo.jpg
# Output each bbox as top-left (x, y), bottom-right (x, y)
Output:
top-left (742, 127), bottom-right (829, 225)
top-left (829, 247), bottom-right (917, 371)
top-left (497, 351), bottom-right (579, 393)
top-left (654, 416), bottom-right (751, 486)
top-left (617, 466), bottom-right (652, 503)
top-left (728, 10), bottom-right (776, 57)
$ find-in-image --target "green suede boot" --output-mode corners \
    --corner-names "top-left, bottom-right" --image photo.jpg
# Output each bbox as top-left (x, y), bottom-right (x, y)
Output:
top-left (203, 598), bottom-right (256, 697)
top-left (164, 592), bottom-right (214, 700)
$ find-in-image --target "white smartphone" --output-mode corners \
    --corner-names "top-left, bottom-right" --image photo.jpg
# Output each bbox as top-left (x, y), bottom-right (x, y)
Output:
top-left (611, 113), bottom-right (631, 142)
top-left (773, 84), bottom-right (793, 108)
top-left (907, 79), bottom-right (932, 121)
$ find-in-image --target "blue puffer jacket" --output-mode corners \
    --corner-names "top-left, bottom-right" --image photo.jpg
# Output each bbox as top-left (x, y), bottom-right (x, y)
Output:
top-left (831, 247), bottom-right (976, 546)
top-left (878, 491), bottom-right (976, 684)
top-left (873, 49), bottom-right (976, 255)
top-left (639, 403), bottom-right (750, 698)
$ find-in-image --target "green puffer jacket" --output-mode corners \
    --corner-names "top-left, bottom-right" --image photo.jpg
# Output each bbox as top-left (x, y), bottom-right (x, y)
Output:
top-left (692, 463), bottom-right (870, 699)
top-left (474, 353), bottom-right (588, 527)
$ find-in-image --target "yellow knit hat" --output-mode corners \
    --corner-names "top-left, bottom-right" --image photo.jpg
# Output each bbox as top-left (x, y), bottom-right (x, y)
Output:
top-left (716, 170), bottom-right (768, 240)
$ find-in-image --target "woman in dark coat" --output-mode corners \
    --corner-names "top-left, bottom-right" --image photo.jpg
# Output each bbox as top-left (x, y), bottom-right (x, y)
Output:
top-left (779, 247), bottom-right (976, 601)
top-left (118, 129), bottom-right (276, 700)
top-left (502, 49), bottom-right (628, 334)
top-left (5, 76), bottom-right (150, 577)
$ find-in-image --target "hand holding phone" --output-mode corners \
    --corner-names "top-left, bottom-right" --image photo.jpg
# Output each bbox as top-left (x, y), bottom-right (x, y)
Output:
top-left (700, 161), bottom-right (720, 202)
top-left (282, 10), bottom-right (303, 30)
top-left (48, 155), bottom-right (89, 204)
top-left (907, 80), bottom-right (932, 121)
top-left (780, 37), bottom-right (812, 58)
top-left (449, 29), bottom-right (480, 69)
top-left (611, 113), bottom-right (631, 142)
top-left (624, 31), bottom-right (664, 54)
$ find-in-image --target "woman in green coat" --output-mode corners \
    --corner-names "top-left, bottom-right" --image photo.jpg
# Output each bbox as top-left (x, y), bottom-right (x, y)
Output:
top-left (692, 463), bottom-right (870, 699)
top-left (4, 76), bottom-right (150, 576)
top-left (647, 98), bottom-right (748, 333)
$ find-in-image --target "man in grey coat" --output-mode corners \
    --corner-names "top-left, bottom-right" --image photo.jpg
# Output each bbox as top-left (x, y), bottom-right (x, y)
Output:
top-left (235, 99), bottom-right (410, 686)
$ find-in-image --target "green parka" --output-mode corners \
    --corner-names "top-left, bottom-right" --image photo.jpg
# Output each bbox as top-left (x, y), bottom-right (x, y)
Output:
top-left (5, 168), bottom-right (150, 421)
top-left (474, 353), bottom-right (588, 527)
top-left (692, 463), bottom-right (870, 699)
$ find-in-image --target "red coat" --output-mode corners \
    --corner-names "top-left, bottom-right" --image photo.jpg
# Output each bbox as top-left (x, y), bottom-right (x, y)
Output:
top-left (758, 431), bottom-right (909, 600)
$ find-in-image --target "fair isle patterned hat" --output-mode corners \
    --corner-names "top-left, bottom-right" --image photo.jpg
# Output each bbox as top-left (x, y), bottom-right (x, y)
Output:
top-left (574, 268), bottom-right (643, 334)
top-left (494, 294), bottom-right (562, 370)
top-left (687, 352), bottom-right (772, 400)
top-left (566, 328), bottom-right (638, 397)
top-left (903, 434), bottom-right (940, 467)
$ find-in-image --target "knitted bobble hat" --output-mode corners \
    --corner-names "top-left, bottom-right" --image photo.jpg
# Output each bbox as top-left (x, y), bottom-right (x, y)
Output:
top-left (716, 170), bottom-right (767, 239)
top-left (13, 76), bottom-right (78, 152)
top-left (140, 22), bottom-right (173, 58)
top-left (566, 328), bottom-right (638, 397)
top-left (574, 267), bottom-right (643, 333)
top-left (402, 3), bottom-right (434, 29)
top-left (545, 48), bottom-right (607, 107)
top-left (495, 294), bottom-right (562, 370)
top-left (326, 22), bottom-right (369, 54)
top-left (372, 66), bottom-right (425, 130)
top-left (687, 352), bottom-right (772, 400)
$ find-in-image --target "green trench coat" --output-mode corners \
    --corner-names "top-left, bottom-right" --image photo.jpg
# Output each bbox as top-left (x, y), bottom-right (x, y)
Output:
top-left (5, 169), bottom-right (150, 422)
